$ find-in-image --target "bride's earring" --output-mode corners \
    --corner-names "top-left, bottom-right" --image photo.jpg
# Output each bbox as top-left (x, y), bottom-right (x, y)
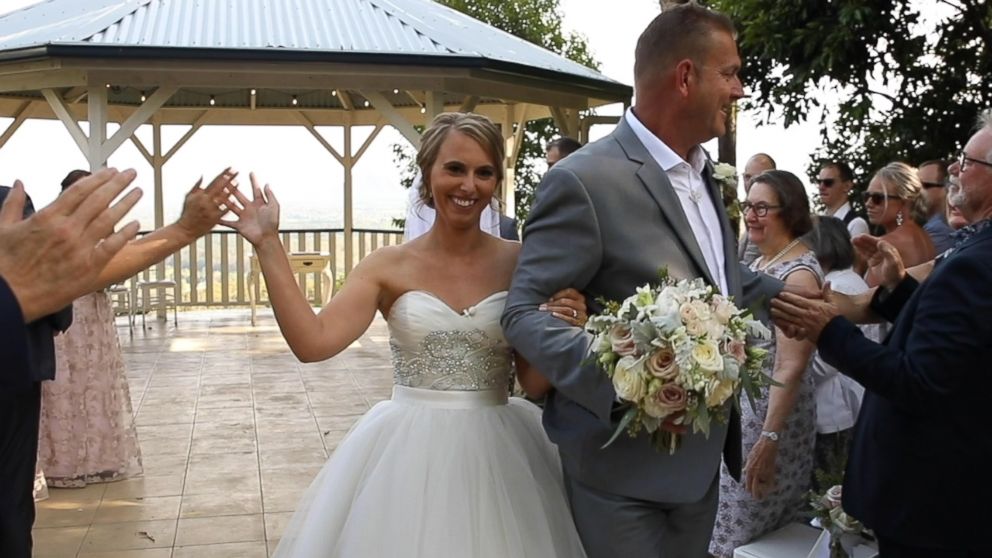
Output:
top-left (896, 212), bottom-right (904, 226)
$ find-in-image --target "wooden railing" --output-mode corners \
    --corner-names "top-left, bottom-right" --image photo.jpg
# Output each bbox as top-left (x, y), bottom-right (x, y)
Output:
top-left (124, 228), bottom-right (403, 308)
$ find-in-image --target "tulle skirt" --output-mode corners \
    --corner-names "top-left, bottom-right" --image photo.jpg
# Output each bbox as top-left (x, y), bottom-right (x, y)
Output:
top-left (273, 386), bottom-right (587, 558)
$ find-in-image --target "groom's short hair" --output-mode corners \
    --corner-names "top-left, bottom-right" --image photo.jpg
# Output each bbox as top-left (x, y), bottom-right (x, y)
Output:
top-left (634, 4), bottom-right (735, 84)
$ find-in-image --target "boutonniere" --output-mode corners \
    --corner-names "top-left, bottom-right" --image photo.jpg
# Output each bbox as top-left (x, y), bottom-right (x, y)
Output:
top-left (712, 162), bottom-right (742, 236)
top-left (712, 162), bottom-right (738, 190)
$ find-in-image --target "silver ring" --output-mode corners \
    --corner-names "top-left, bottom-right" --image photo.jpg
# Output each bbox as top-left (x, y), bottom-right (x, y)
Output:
top-left (571, 308), bottom-right (578, 319)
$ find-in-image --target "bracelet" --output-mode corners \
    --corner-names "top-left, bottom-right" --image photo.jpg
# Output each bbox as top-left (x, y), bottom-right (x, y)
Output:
top-left (760, 430), bottom-right (779, 442)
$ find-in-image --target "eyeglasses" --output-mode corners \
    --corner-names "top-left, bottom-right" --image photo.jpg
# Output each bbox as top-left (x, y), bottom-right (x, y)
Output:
top-left (741, 202), bottom-right (782, 217)
top-left (921, 181), bottom-right (945, 189)
top-left (957, 151), bottom-right (992, 172)
top-left (863, 192), bottom-right (901, 205)
top-left (816, 178), bottom-right (837, 187)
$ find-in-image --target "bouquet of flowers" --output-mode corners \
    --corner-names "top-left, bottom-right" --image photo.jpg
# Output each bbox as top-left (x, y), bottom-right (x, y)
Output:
top-left (585, 270), bottom-right (772, 453)
top-left (809, 485), bottom-right (874, 558)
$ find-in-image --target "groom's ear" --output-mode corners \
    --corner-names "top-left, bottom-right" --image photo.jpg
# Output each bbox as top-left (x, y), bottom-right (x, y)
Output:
top-left (675, 59), bottom-right (693, 96)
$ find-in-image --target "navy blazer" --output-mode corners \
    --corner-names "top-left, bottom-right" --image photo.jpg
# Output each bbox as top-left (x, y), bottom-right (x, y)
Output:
top-left (817, 224), bottom-right (992, 550)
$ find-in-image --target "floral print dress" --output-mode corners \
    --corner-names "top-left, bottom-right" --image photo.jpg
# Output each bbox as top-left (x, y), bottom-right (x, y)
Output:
top-left (38, 291), bottom-right (142, 487)
top-left (709, 252), bottom-right (821, 557)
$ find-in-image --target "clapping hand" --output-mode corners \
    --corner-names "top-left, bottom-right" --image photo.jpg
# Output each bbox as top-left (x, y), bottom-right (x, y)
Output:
top-left (176, 168), bottom-right (239, 238)
top-left (770, 282), bottom-right (840, 343)
top-left (853, 234), bottom-right (906, 291)
top-left (222, 172), bottom-right (280, 246)
top-left (0, 169), bottom-right (142, 321)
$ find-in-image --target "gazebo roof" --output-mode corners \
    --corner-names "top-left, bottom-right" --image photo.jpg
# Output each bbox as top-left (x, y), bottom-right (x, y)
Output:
top-left (0, 0), bottom-right (629, 103)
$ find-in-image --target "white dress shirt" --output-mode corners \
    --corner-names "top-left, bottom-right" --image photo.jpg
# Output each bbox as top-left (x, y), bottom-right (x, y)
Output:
top-left (827, 202), bottom-right (871, 238)
top-left (624, 109), bottom-right (728, 294)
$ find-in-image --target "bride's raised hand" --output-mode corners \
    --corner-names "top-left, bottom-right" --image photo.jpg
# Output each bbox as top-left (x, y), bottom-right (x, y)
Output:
top-left (222, 172), bottom-right (280, 246)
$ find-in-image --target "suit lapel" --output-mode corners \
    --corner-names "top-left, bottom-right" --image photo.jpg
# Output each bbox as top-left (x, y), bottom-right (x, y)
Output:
top-left (614, 120), bottom-right (716, 287)
top-left (702, 160), bottom-right (743, 297)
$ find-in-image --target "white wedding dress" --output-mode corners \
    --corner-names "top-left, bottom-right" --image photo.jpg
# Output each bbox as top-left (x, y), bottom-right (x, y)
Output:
top-left (273, 290), bottom-right (587, 557)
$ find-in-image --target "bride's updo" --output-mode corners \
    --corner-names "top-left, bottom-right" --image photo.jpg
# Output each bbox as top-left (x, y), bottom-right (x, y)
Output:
top-left (416, 112), bottom-right (505, 208)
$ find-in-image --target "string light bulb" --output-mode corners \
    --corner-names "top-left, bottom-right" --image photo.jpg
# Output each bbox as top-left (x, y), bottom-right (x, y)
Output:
top-left (250, 88), bottom-right (257, 96)
top-left (209, 95), bottom-right (216, 106)
top-left (140, 92), bottom-right (147, 102)
top-left (291, 95), bottom-right (299, 106)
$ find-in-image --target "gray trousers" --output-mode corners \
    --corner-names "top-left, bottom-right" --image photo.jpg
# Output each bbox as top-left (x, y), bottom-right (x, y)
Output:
top-left (565, 471), bottom-right (719, 558)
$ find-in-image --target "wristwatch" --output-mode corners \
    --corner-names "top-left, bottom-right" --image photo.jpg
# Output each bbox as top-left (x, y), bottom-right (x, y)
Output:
top-left (760, 430), bottom-right (780, 442)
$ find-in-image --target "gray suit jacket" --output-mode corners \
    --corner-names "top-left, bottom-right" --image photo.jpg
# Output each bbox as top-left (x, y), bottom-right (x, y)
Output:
top-left (502, 118), bottom-right (782, 504)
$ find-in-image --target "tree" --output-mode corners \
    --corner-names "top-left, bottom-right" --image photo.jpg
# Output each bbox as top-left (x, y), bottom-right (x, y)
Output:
top-left (707, 0), bottom-right (992, 208)
top-left (393, 0), bottom-right (598, 226)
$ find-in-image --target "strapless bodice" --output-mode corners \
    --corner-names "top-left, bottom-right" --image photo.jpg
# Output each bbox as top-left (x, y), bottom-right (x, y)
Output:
top-left (387, 290), bottom-right (512, 392)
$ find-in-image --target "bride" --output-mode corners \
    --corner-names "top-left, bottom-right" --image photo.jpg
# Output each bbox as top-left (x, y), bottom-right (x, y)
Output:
top-left (225, 112), bottom-right (589, 557)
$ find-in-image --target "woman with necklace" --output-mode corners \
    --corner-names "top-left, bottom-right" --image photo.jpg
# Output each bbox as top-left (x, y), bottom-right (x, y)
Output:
top-left (710, 170), bottom-right (822, 557)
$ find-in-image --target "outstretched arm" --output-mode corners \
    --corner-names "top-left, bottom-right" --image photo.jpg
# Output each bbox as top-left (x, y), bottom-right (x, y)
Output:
top-left (224, 174), bottom-right (381, 362)
top-left (96, 168), bottom-right (238, 288)
top-left (501, 168), bottom-right (615, 423)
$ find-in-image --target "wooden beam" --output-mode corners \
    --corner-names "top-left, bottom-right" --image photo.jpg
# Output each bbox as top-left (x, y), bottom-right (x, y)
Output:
top-left (163, 111), bottom-right (210, 162)
top-left (425, 90), bottom-right (443, 119)
top-left (352, 123), bottom-right (384, 163)
top-left (41, 88), bottom-right (90, 158)
top-left (293, 111), bottom-right (344, 165)
top-left (459, 95), bottom-right (480, 112)
top-left (128, 133), bottom-right (153, 165)
top-left (101, 85), bottom-right (177, 162)
top-left (338, 90), bottom-right (355, 111)
top-left (87, 85), bottom-right (108, 170)
top-left (0, 101), bottom-right (30, 150)
top-left (362, 90), bottom-right (420, 147)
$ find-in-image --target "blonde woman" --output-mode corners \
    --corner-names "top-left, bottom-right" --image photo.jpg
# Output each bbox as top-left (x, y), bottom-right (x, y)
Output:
top-left (863, 162), bottom-right (935, 287)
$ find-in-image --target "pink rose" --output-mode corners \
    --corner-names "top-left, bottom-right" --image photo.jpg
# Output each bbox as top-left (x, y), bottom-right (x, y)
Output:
top-left (645, 347), bottom-right (679, 381)
top-left (610, 324), bottom-right (638, 356)
top-left (643, 383), bottom-right (688, 418)
top-left (723, 339), bottom-right (746, 363)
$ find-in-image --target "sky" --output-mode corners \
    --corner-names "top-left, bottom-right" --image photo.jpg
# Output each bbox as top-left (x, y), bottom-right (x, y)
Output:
top-left (0, 0), bottom-right (821, 229)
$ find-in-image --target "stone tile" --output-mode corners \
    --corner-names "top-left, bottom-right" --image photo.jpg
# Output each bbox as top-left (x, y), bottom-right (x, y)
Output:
top-left (79, 519), bottom-right (177, 551)
top-left (33, 496), bottom-right (101, 528)
top-left (174, 514), bottom-right (264, 547)
top-left (179, 491), bottom-right (263, 518)
top-left (32, 526), bottom-right (89, 557)
top-left (77, 549), bottom-right (173, 558)
top-left (262, 511), bottom-right (294, 541)
top-left (172, 541), bottom-right (268, 558)
top-left (92, 496), bottom-right (181, 524)
top-left (102, 474), bottom-right (185, 499)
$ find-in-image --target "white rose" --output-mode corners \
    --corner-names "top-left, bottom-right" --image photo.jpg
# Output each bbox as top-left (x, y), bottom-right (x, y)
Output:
top-left (613, 356), bottom-right (648, 403)
top-left (821, 485), bottom-right (843, 510)
top-left (705, 377), bottom-right (736, 407)
top-left (712, 297), bottom-right (736, 325)
top-left (692, 340), bottom-right (724, 373)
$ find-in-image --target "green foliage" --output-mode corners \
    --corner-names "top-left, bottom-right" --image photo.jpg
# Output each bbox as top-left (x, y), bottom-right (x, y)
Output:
top-left (707, 0), bottom-right (992, 203)
top-left (391, 0), bottom-right (599, 223)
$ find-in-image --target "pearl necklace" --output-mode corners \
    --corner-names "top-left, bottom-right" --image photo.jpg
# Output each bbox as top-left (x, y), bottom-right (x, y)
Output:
top-left (757, 237), bottom-right (802, 271)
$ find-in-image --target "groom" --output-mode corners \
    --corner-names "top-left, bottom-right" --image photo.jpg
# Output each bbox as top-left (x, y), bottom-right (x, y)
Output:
top-left (503, 5), bottom-right (782, 557)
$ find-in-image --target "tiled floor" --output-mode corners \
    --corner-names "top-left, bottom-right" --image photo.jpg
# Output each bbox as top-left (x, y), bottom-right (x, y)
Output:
top-left (33, 308), bottom-right (394, 558)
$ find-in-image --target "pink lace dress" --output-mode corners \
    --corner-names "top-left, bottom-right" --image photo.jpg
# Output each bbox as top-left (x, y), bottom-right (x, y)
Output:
top-left (38, 291), bottom-right (142, 488)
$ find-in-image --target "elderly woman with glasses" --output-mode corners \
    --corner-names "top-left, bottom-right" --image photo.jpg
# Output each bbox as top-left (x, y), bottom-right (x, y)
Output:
top-left (863, 162), bottom-right (935, 287)
top-left (710, 170), bottom-right (821, 557)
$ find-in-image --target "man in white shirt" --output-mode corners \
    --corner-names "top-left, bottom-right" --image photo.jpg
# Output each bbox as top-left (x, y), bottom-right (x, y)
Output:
top-left (817, 161), bottom-right (870, 238)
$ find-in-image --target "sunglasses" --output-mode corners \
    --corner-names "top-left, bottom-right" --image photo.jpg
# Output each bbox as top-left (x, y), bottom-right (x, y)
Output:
top-left (921, 181), bottom-right (945, 189)
top-left (816, 178), bottom-right (837, 187)
top-left (863, 192), bottom-right (901, 205)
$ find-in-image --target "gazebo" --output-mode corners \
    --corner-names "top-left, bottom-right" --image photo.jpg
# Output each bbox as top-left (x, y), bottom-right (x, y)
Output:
top-left (0, 0), bottom-right (630, 305)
